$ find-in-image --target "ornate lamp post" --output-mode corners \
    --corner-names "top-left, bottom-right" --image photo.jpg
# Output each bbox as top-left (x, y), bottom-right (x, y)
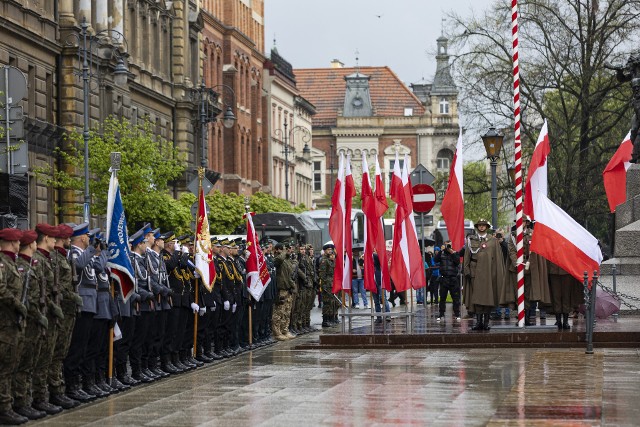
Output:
top-left (482, 127), bottom-right (504, 230)
top-left (273, 119), bottom-right (311, 202)
top-left (191, 81), bottom-right (236, 170)
top-left (65, 18), bottom-right (130, 223)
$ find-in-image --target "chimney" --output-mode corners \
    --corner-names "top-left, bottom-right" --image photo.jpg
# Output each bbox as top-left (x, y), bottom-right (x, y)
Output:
top-left (330, 59), bottom-right (344, 68)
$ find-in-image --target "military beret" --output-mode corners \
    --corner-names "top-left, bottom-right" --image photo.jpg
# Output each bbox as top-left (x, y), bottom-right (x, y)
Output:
top-left (129, 228), bottom-right (146, 247)
top-left (35, 223), bottom-right (58, 237)
top-left (56, 224), bottom-right (74, 239)
top-left (72, 222), bottom-right (90, 237)
top-left (0, 228), bottom-right (23, 242)
top-left (274, 243), bottom-right (284, 250)
top-left (19, 230), bottom-right (38, 246)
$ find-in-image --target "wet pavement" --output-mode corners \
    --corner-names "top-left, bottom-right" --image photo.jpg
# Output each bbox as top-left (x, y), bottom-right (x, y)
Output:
top-left (29, 311), bottom-right (640, 426)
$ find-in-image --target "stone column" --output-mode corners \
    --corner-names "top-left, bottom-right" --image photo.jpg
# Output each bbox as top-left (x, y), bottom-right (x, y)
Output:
top-left (58, 0), bottom-right (76, 26)
top-left (95, 1), bottom-right (108, 32)
top-left (113, 0), bottom-right (124, 36)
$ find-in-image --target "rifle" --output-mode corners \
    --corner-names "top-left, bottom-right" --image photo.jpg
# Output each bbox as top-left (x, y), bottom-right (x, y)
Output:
top-left (18, 258), bottom-right (33, 326)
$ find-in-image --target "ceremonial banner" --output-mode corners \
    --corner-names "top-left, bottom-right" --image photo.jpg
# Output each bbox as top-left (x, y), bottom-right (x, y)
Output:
top-left (245, 212), bottom-right (271, 300)
top-left (105, 170), bottom-right (135, 302)
top-left (195, 183), bottom-right (216, 291)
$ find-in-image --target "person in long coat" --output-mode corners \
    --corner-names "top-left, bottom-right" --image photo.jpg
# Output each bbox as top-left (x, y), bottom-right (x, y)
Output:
top-left (463, 219), bottom-right (506, 330)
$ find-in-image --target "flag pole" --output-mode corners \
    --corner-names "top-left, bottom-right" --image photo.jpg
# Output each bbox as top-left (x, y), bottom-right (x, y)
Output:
top-left (193, 167), bottom-right (204, 357)
top-left (512, 0), bottom-right (526, 327)
top-left (107, 153), bottom-right (120, 382)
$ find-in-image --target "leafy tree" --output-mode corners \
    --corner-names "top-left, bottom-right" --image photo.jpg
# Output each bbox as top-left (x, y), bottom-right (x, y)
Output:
top-left (41, 116), bottom-right (186, 230)
top-left (448, 0), bottom-right (640, 241)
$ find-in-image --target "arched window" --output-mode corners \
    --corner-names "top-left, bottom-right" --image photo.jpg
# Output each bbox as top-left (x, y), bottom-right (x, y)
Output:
top-left (439, 97), bottom-right (449, 114)
top-left (436, 148), bottom-right (454, 171)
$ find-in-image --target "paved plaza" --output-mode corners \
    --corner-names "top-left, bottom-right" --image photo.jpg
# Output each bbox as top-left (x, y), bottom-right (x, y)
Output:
top-left (29, 305), bottom-right (640, 427)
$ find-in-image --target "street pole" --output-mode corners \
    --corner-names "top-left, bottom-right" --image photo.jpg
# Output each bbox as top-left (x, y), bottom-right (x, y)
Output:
top-left (284, 120), bottom-right (289, 201)
top-left (4, 66), bottom-right (10, 175)
top-left (200, 80), bottom-right (207, 169)
top-left (490, 157), bottom-right (498, 229)
top-left (329, 142), bottom-right (334, 196)
top-left (82, 20), bottom-right (90, 223)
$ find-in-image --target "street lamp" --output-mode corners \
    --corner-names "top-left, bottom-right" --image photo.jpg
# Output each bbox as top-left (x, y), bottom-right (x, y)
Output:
top-left (65, 18), bottom-right (130, 223)
top-left (482, 127), bottom-right (504, 230)
top-left (273, 119), bottom-right (311, 202)
top-left (191, 81), bottom-right (236, 170)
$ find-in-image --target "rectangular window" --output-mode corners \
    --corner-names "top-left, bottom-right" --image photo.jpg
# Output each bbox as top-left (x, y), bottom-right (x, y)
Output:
top-left (314, 172), bottom-right (322, 191)
top-left (404, 107), bottom-right (413, 116)
top-left (437, 158), bottom-right (450, 170)
top-left (388, 159), bottom-right (404, 184)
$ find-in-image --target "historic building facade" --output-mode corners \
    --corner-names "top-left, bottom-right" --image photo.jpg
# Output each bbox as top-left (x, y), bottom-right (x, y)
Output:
top-left (263, 47), bottom-right (315, 207)
top-left (295, 36), bottom-right (459, 209)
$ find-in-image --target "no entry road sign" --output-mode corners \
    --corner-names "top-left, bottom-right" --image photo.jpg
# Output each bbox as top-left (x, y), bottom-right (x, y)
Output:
top-left (412, 184), bottom-right (436, 213)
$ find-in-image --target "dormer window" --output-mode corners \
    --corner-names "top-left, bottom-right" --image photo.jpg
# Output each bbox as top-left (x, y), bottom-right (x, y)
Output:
top-left (404, 107), bottom-right (413, 116)
top-left (439, 97), bottom-right (449, 114)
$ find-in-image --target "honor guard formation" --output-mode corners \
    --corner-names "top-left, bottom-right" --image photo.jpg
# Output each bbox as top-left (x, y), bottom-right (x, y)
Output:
top-left (0, 222), bottom-right (325, 425)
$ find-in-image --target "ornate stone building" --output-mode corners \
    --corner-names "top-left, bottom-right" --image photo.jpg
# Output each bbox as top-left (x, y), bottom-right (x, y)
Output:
top-left (295, 37), bottom-right (459, 208)
top-left (263, 47), bottom-right (315, 207)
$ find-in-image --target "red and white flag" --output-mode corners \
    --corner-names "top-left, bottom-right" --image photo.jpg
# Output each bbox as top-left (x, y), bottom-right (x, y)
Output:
top-left (329, 153), bottom-right (346, 293)
top-left (530, 194), bottom-right (603, 284)
top-left (374, 156), bottom-right (391, 291)
top-left (440, 129), bottom-right (465, 251)
top-left (244, 212), bottom-right (271, 301)
top-left (603, 131), bottom-right (633, 213)
top-left (389, 153), bottom-right (424, 292)
top-left (524, 119), bottom-right (550, 220)
top-left (342, 156), bottom-right (356, 291)
top-left (194, 183), bottom-right (216, 291)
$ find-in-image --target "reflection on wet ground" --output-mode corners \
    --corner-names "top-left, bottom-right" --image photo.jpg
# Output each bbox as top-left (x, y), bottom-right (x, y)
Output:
top-left (30, 331), bottom-right (640, 426)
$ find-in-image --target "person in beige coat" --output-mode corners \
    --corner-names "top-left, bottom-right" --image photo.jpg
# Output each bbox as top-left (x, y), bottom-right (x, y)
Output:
top-left (463, 219), bottom-right (506, 330)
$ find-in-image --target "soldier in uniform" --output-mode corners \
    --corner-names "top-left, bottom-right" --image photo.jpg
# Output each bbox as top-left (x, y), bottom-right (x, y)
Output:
top-left (271, 243), bottom-right (294, 340)
top-left (128, 227), bottom-right (156, 383)
top-left (259, 242), bottom-right (277, 345)
top-left (302, 245), bottom-right (317, 332)
top-left (64, 222), bottom-right (100, 402)
top-left (31, 224), bottom-right (67, 410)
top-left (318, 243), bottom-right (336, 328)
top-left (12, 230), bottom-right (48, 420)
top-left (463, 219), bottom-right (506, 330)
top-left (146, 228), bottom-right (172, 377)
top-left (48, 224), bottom-right (83, 408)
top-left (195, 237), bottom-right (219, 363)
top-left (547, 261), bottom-right (581, 330)
top-left (179, 236), bottom-right (203, 369)
top-left (233, 238), bottom-right (250, 352)
top-left (208, 238), bottom-right (225, 358)
top-left (161, 233), bottom-right (188, 373)
top-left (0, 228), bottom-right (29, 425)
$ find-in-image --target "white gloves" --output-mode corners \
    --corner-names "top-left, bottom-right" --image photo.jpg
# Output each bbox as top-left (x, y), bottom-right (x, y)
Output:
top-left (232, 303), bottom-right (237, 313)
top-left (199, 307), bottom-right (206, 316)
top-left (190, 302), bottom-right (199, 313)
top-left (525, 261), bottom-right (530, 271)
top-left (223, 300), bottom-right (230, 311)
top-left (212, 301), bottom-right (217, 311)
top-left (182, 245), bottom-right (189, 254)
top-left (174, 242), bottom-right (181, 252)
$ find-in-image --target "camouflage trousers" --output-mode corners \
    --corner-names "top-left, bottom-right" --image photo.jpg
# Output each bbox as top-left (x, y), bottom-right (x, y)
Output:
top-left (0, 319), bottom-right (24, 411)
top-left (271, 290), bottom-right (293, 336)
top-left (321, 288), bottom-right (339, 319)
top-left (12, 320), bottom-right (43, 406)
top-left (48, 309), bottom-right (76, 395)
top-left (298, 287), bottom-right (315, 328)
top-left (33, 314), bottom-right (58, 401)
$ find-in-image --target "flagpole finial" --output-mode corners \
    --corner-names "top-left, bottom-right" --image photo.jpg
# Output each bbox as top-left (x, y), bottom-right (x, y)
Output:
top-left (198, 167), bottom-right (205, 180)
top-left (110, 152), bottom-right (122, 171)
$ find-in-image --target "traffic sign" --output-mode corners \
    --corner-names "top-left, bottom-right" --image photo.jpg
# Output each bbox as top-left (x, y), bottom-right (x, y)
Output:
top-left (412, 184), bottom-right (436, 213)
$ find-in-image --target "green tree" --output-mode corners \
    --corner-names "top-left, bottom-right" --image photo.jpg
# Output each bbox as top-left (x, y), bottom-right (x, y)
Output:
top-left (448, 0), bottom-right (640, 241)
top-left (42, 116), bottom-right (187, 230)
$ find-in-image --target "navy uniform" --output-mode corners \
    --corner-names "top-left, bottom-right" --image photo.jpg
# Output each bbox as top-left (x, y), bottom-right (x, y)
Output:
top-left (162, 233), bottom-right (188, 372)
top-left (64, 222), bottom-right (101, 402)
top-left (179, 237), bottom-right (203, 369)
top-left (216, 239), bottom-right (237, 356)
top-left (233, 238), bottom-right (250, 351)
top-left (128, 227), bottom-right (155, 383)
top-left (195, 237), bottom-right (221, 363)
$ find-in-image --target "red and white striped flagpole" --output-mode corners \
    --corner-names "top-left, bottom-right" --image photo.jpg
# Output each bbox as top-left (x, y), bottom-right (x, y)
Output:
top-left (512, 0), bottom-right (526, 327)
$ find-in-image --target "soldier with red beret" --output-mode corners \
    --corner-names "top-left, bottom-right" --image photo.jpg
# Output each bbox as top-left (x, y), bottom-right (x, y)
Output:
top-left (0, 228), bottom-right (29, 425)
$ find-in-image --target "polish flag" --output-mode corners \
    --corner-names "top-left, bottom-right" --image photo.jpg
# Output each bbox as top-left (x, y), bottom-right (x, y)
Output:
top-left (244, 212), bottom-right (271, 301)
top-left (402, 155), bottom-right (426, 290)
top-left (342, 156), bottom-right (356, 292)
top-left (524, 119), bottom-right (550, 220)
top-left (530, 194), bottom-right (603, 284)
top-left (329, 153), bottom-right (345, 293)
top-left (374, 157), bottom-right (391, 291)
top-left (389, 152), bottom-right (423, 292)
top-left (361, 153), bottom-right (378, 293)
top-left (603, 131), bottom-right (633, 213)
top-left (440, 129), bottom-right (465, 251)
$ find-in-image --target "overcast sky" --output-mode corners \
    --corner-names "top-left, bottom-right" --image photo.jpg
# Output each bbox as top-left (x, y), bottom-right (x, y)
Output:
top-left (264, 0), bottom-right (496, 86)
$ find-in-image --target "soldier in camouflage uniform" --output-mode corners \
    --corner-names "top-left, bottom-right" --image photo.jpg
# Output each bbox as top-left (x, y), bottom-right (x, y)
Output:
top-left (48, 224), bottom-right (82, 408)
top-left (0, 228), bottom-right (29, 425)
top-left (302, 245), bottom-right (317, 332)
top-left (287, 244), bottom-right (301, 336)
top-left (31, 224), bottom-right (66, 412)
top-left (318, 243), bottom-right (336, 327)
top-left (12, 230), bottom-right (49, 420)
top-left (271, 243), bottom-right (294, 340)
